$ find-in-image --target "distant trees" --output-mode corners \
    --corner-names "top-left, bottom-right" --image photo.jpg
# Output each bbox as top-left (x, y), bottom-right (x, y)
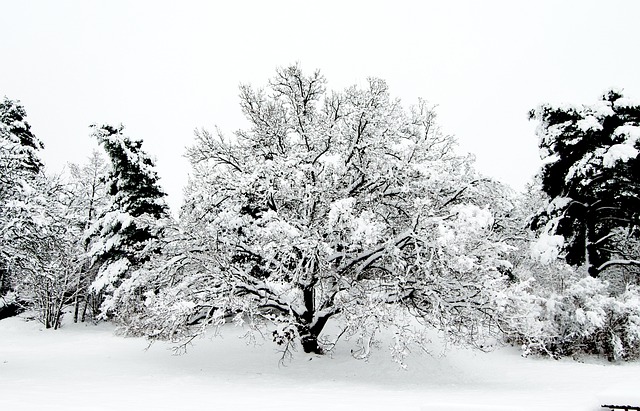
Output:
top-left (68, 150), bottom-right (110, 231)
top-left (136, 65), bottom-right (513, 361)
top-left (529, 90), bottom-right (640, 278)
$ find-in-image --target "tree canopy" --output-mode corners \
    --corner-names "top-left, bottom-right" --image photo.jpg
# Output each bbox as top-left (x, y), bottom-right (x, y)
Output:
top-left (133, 65), bottom-right (516, 359)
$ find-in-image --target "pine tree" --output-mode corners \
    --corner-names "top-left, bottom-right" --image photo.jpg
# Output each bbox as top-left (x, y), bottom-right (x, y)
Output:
top-left (0, 97), bottom-right (44, 318)
top-left (87, 124), bottom-right (170, 312)
top-left (530, 90), bottom-right (640, 278)
top-left (0, 96), bottom-right (43, 178)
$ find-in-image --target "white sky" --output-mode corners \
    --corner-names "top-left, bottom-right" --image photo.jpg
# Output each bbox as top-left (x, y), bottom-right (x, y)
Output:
top-left (2, 1), bottom-right (639, 212)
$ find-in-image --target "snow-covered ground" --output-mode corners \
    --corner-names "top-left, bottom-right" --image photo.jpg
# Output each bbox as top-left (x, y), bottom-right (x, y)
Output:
top-left (1, 315), bottom-right (638, 411)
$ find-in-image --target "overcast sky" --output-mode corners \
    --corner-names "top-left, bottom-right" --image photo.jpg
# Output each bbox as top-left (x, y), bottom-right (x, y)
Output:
top-left (2, 1), bottom-right (639, 212)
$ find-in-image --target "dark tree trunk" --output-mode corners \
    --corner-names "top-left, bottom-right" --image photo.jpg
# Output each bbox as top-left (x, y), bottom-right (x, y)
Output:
top-left (81, 297), bottom-right (89, 322)
top-left (585, 219), bottom-right (604, 278)
top-left (296, 263), bottom-right (336, 354)
top-left (298, 283), bottom-right (325, 354)
top-left (300, 330), bottom-right (324, 354)
top-left (297, 309), bottom-right (332, 355)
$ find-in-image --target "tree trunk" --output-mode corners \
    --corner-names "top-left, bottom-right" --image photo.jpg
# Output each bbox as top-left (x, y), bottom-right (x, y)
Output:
top-left (296, 262), bottom-right (336, 354)
top-left (298, 280), bottom-right (328, 354)
top-left (0, 267), bottom-right (7, 294)
top-left (585, 224), bottom-right (594, 277)
top-left (586, 235), bottom-right (600, 278)
top-left (81, 296), bottom-right (89, 322)
top-left (299, 327), bottom-right (324, 354)
top-left (584, 212), bottom-right (600, 278)
top-left (297, 311), bottom-right (332, 354)
top-left (73, 274), bottom-right (82, 323)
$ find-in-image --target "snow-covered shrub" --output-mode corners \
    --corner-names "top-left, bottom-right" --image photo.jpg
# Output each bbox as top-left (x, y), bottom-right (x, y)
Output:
top-left (501, 180), bottom-right (640, 361)
top-left (5, 173), bottom-right (88, 329)
top-left (506, 276), bottom-right (640, 361)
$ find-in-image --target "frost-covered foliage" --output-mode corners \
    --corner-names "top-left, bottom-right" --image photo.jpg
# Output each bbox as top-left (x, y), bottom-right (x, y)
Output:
top-left (0, 97), bottom-right (110, 327)
top-left (131, 65), bottom-right (513, 361)
top-left (506, 276), bottom-right (640, 361)
top-left (503, 182), bottom-right (580, 294)
top-left (86, 125), bottom-right (170, 319)
top-left (0, 96), bottom-right (43, 180)
top-left (0, 96), bottom-right (45, 317)
top-left (0, 96), bottom-right (89, 327)
top-left (529, 90), bottom-right (640, 278)
top-left (502, 181), bottom-right (640, 361)
top-left (65, 150), bottom-right (111, 321)
top-left (10, 173), bottom-right (89, 329)
top-left (68, 150), bottom-right (110, 229)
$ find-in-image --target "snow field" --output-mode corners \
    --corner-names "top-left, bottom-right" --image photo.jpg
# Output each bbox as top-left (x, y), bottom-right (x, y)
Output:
top-left (1, 315), bottom-right (638, 411)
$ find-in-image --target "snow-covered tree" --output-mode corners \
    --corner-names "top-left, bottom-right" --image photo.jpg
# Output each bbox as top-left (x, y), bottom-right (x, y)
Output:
top-left (0, 96), bottom-right (44, 318)
top-left (529, 90), bottom-right (640, 279)
top-left (86, 124), bottom-right (170, 317)
top-left (67, 150), bottom-right (110, 321)
top-left (0, 97), bottom-right (90, 327)
top-left (501, 92), bottom-right (640, 361)
top-left (11, 173), bottom-right (88, 329)
top-left (69, 150), bottom-right (110, 230)
top-left (0, 96), bottom-right (43, 180)
top-left (503, 272), bottom-right (640, 361)
top-left (143, 66), bottom-right (512, 360)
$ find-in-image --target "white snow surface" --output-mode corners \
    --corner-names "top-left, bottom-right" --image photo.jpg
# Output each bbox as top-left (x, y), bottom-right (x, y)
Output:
top-left (603, 144), bottom-right (639, 168)
top-left (530, 232), bottom-right (564, 264)
top-left (613, 97), bottom-right (639, 109)
top-left (576, 116), bottom-right (602, 132)
top-left (1, 314), bottom-right (639, 411)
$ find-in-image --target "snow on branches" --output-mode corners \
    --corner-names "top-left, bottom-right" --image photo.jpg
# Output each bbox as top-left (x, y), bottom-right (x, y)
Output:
top-left (529, 89), bottom-right (640, 278)
top-left (86, 124), bottom-right (170, 319)
top-left (136, 65), bottom-right (515, 361)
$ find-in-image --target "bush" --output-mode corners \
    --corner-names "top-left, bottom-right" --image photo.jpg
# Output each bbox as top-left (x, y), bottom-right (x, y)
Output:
top-left (507, 276), bottom-right (640, 361)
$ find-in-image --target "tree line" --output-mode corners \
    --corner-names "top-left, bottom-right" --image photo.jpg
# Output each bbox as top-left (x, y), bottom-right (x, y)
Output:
top-left (1, 65), bottom-right (639, 363)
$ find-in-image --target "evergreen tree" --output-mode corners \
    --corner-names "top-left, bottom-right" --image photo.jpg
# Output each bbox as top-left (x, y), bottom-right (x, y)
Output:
top-left (0, 97), bottom-right (44, 317)
top-left (0, 96), bottom-right (43, 178)
top-left (530, 90), bottom-right (640, 278)
top-left (87, 124), bottom-right (170, 313)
